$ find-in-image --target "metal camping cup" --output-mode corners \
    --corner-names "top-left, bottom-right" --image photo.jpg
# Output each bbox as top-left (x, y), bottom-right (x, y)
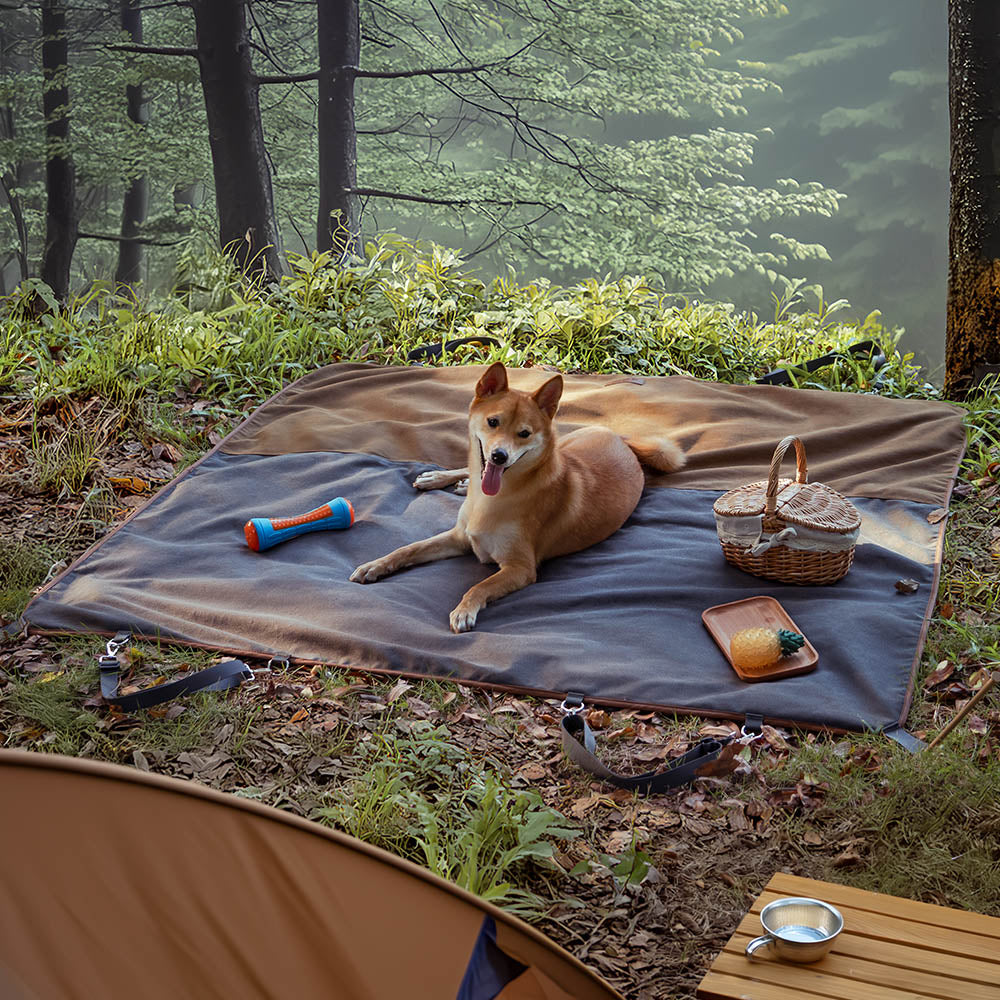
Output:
top-left (745, 897), bottom-right (844, 963)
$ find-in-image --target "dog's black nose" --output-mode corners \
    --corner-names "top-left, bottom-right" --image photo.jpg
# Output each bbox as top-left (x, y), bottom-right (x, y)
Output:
top-left (490, 448), bottom-right (508, 466)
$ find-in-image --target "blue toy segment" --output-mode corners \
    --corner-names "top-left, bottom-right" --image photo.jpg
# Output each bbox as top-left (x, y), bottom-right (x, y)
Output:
top-left (244, 496), bottom-right (354, 551)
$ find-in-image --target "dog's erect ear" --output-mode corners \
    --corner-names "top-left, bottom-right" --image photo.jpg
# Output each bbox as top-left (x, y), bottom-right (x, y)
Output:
top-left (532, 374), bottom-right (563, 420)
top-left (475, 362), bottom-right (508, 398)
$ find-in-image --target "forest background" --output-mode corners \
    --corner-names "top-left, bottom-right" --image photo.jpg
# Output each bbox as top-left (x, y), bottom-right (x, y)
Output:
top-left (0, 0), bottom-right (948, 371)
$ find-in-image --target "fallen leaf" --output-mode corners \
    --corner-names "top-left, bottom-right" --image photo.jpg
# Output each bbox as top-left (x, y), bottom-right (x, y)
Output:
top-left (682, 816), bottom-right (713, 837)
top-left (833, 848), bottom-right (862, 867)
top-left (586, 709), bottom-right (612, 730)
top-left (967, 715), bottom-right (989, 735)
top-left (924, 660), bottom-right (954, 688)
top-left (387, 679), bottom-right (412, 704)
top-left (692, 742), bottom-right (741, 779)
top-left (569, 794), bottom-right (605, 818)
top-left (926, 508), bottom-right (949, 524)
top-left (517, 762), bottom-right (548, 781)
top-left (288, 708), bottom-right (309, 724)
top-left (605, 830), bottom-right (635, 853)
top-left (151, 441), bottom-right (182, 463)
top-left (109, 475), bottom-right (150, 494)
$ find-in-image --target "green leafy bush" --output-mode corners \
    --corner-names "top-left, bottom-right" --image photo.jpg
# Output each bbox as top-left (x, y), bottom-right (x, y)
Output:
top-left (2, 235), bottom-right (934, 419)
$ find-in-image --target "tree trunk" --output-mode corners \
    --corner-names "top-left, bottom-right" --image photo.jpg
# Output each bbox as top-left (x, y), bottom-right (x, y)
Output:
top-left (115, 0), bottom-right (149, 287)
top-left (191, 0), bottom-right (284, 279)
top-left (945, 0), bottom-right (1000, 397)
top-left (40, 0), bottom-right (77, 301)
top-left (0, 167), bottom-right (28, 282)
top-left (316, 0), bottom-right (360, 254)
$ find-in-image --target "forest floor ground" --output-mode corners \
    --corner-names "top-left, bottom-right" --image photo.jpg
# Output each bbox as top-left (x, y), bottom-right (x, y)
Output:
top-left (3, 368), bottom-right (1000, 1000)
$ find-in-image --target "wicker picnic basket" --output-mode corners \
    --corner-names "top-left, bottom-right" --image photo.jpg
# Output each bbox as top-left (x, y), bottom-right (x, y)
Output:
top-left (712, 435), bottom-right (862, 585)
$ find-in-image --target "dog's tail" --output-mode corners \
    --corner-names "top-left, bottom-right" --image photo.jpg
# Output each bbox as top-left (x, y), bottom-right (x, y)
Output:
top-left (624, 435), bottom-right (686, 474)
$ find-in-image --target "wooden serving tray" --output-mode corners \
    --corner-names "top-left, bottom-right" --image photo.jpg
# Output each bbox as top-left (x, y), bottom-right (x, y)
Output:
top-left (702, 596), bottom-right (818, 682)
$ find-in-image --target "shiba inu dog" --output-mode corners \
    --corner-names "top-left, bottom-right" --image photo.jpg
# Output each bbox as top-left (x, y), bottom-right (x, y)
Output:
top-left (350, 362), bottom-right (684, 632)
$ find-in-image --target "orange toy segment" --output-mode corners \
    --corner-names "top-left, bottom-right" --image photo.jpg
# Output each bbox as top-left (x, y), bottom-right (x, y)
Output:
top-left (269, 504), bottom-right (333, 531)
top-left (244, 521), bottom-right (261, 551)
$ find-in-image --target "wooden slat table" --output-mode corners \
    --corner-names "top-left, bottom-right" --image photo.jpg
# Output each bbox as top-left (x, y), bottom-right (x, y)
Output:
top-left (697, 872), bottom-right (1000, 1000)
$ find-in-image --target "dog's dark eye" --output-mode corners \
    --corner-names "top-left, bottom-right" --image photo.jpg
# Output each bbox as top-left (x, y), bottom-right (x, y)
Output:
top-left (517, 429), bottom-right (530, 438)
top-left (487, 417), bottom-right (500, 428)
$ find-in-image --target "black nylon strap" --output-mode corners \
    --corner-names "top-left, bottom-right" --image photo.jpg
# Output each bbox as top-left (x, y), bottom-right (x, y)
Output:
top-left (407, 336), bottom-right (501, 362)
top-left (560, 712), bottom-right (729, 794)
top-left (99, 647), bottom-right (253, 712)
top-left (756, 340), bottom-right (887, 387)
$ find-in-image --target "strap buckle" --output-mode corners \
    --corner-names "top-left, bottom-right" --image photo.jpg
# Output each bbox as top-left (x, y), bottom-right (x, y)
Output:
top-left (105, 631), bottom-right (132, 661)
top-left (560, 692), bottom-right (585, 716)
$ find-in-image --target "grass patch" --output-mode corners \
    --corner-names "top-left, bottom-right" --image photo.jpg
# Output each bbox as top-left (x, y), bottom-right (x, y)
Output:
top-left (763, 736), bottom-right (1000, 915)
top-left (0, 539), bottom-right (58, 622)
top-left (5, 661), bottom-right (106, 756)
top-left (316, 721), bottom-right (578, 916)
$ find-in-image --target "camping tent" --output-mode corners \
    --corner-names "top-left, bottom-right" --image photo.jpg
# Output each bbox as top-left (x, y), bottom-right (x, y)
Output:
top-left (0, 750), bottom-right (620, 999)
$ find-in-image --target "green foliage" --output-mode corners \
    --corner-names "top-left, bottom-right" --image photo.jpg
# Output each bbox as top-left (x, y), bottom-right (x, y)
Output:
top-left (1, 239), bottom-right (933, 427)
top-left (317, 722), bottom-right (577, 914)
top-left (1, 0), bottom-right (842, 296)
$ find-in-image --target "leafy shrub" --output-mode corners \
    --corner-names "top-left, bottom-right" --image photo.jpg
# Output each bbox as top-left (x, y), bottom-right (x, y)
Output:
top-left (2, 235), bottom-right (934, 420)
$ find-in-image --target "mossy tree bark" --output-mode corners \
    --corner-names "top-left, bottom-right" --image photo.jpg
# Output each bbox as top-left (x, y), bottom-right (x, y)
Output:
top-left (40, 0), bottom-right (77, 301)
top-left (115, 0), bottom-right (149, 287)
top-left (316, 0), bottom-right (359, 255)
top-left (945, 0), bottom-right (1000, 397)
top-left (191, 0), bottom-right (284, 280)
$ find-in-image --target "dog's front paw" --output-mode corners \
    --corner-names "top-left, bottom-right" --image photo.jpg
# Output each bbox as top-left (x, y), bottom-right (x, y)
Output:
top-left (413, 470), bottom-right (458, 490)
top-left (454, 478), bottom-right (469, 496)
top-left (350, 559), bottom-right (390, 584)
top-left (449, 602), bottom-right (479, 633)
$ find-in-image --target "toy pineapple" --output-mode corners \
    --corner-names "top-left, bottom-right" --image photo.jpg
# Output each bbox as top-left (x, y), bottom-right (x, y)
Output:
top-left (730, 627), bottom-right (805, 672)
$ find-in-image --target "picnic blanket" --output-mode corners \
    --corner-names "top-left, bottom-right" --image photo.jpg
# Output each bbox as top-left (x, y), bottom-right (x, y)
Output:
top-left (23, 363), bottom-right (966, 732)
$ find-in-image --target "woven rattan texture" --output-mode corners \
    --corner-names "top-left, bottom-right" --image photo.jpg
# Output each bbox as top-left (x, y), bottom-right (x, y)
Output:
top-left (719, 541), bottom-right (855, 586)
top-left (714, 478), bottom-right (861, 533)
top-left (713, 435), bottom-right (861, 585)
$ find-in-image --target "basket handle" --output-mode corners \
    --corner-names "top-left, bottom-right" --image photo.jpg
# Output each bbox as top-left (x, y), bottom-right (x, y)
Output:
top-left (765, 435), bottom-right (808, 518)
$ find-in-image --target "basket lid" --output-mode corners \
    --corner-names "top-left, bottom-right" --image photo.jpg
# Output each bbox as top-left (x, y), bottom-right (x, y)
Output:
top-left (712, 436), bottom-right (861, 534)
top-left (713, 478), bottom-right (861, 534)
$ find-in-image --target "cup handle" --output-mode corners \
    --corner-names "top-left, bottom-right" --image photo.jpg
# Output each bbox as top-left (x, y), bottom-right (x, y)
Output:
top-left (745, 934), bottom-right (775, 961)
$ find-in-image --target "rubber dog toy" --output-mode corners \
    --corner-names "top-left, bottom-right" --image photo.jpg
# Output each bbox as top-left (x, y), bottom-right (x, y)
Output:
top-left (244, 497), bottom-right (354, 552)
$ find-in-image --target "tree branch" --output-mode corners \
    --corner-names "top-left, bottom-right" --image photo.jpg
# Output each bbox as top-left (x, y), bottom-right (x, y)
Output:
top-left (79, 230), bottom-right (183, 247)
top-left (106, 42), bottom-right (197, 57)
top-left (355, 62), bottom-right (503, 80)
top-left (349, 187), bottom-right (552, 208)
top-left (256, 70), bottom-right (320, 84)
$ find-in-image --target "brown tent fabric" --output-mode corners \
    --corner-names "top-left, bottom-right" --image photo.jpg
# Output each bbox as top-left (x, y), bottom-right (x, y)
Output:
top-left (0, 750), bottom-right (621, 1000)
top-left (22, 363), bottom-right (966, 732)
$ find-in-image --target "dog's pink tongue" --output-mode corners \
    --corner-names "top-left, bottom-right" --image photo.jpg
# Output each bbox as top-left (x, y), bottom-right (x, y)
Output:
top-left (481, 461), bottom-right (503, 496)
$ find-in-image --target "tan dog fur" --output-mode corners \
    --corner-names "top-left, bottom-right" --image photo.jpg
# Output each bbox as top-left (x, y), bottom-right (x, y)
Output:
top-left (350, 363), bottom-right (684, 632)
